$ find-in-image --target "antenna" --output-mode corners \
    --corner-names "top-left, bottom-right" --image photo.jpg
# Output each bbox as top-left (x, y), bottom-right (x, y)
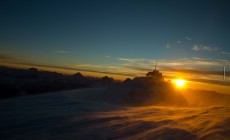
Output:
top-left (223, 66), bottom-right (225, 80)
top-left (154, 60), bottom-right (157, 70)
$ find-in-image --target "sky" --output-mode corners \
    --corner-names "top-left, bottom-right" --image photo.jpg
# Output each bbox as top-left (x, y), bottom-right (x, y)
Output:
top-left (0, 0), bottom-right (230, 93)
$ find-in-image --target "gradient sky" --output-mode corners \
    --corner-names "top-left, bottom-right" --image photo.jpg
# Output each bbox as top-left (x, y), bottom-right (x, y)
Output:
top-left (0, 0), bottom-right (230, 92)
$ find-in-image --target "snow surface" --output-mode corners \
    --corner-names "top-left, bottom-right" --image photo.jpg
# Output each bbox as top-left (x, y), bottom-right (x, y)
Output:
top-left (1, 88), bottom-right (230, 140)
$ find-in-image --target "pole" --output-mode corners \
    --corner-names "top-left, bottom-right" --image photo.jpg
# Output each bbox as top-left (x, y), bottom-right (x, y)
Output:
top-left (223, 66), bottom-right (225, 80)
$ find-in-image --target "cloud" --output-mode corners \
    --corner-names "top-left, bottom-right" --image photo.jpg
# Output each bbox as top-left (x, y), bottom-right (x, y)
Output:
top-left (117, 57), bottom-right (230, 68)
top-left (123, 65), bottom-right (151, 72)
top-left (105, 56), bottom-right (111, 58)
top-left (73, 63), bottom-right (142, 76)
top-left (123, 64), bottom-right (229, 77)
top-left (221, 51), bottom-right (230, 55)
top-left (166, 43), bottom-right (170, 48)
top-left (117, 58), bottom-right (147, 63)
top-left (74, 64), bottom-right (115, 69)
top-left (0, 54), bottom-right (11, 59)
top-left (164, 74), bottom-right (230, 86)
top-left (55, 50), bottom-right (71, 54)
top-left (187, 78), bottom-right (230, 86)
top-left (116, 57), bottom-right (230, 84)
top-left (4, 61), bottom-right (137, 77)
top-left (186, 36), bottom-right (191, 41)
top-left (3, 58), bottom-right (230, 87)
top-left (192, 45), bottom-right (219, 51)
top-left (177, 40), bottom-right (181, 44)
top-left (0, 51), bottom-right (14, 60)
top-left (120, 61), bottom-right (230, 86)
top-left (166, 68), bottom-right (230, 76)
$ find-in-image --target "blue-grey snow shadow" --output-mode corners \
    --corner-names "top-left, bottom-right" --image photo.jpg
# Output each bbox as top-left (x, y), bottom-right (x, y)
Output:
top-left (0, 93), bottom-right (122, 140)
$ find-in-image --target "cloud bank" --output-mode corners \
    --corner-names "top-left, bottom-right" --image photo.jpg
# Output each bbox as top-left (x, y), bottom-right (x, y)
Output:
top-left (192, 45), bottom-right (219, 51)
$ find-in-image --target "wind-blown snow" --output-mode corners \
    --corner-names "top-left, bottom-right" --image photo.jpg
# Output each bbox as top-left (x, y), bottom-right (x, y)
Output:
top-left (1, 89), bottom-right (230, 140)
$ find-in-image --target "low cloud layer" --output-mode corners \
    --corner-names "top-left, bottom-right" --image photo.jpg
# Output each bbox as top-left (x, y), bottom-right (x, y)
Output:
top-left (115, 57), bottom-right (230, 86)
top-left (71, 57), bottom-right (230, 87)
top-left (1, 56), bottom-right (230, 88)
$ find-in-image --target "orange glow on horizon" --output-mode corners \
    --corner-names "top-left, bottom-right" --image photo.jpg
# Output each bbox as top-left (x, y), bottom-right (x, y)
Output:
top-left (0, 62), bottom-right (130, 80)
top-left (1, 62), bottom-right (229, 94)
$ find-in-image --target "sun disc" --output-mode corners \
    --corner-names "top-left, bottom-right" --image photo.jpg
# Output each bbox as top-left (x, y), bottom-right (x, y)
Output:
top-left (174, 79), bottom-right (185, 87)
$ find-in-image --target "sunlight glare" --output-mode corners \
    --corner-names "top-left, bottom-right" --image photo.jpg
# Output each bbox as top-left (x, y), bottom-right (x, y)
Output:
top-left (174, 79), bottom-right (185, 87)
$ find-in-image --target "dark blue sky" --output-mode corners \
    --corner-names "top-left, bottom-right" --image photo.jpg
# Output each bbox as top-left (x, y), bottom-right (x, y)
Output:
top-left (0, 0), bottom-right (230, 71)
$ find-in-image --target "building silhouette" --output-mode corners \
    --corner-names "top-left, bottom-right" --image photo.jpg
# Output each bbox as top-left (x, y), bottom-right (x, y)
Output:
top-left (146, 61), bottom-right (164, 81)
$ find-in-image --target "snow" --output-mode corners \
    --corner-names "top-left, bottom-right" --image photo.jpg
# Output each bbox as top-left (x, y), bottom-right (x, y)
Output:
top-left (1, 88), bottom-right (230, 140)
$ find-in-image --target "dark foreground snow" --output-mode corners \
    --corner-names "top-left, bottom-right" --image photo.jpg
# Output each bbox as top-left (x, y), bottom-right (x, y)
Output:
top-left (1, 89), bottom-right (230, 140)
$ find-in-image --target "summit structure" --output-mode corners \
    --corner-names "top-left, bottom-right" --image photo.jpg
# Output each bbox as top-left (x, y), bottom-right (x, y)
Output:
top-left (146, 61), bottom-right (164, 81)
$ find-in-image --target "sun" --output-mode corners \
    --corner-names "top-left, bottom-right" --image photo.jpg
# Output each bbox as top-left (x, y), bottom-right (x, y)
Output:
top-left (174, 79), bottom-right (185, 87)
